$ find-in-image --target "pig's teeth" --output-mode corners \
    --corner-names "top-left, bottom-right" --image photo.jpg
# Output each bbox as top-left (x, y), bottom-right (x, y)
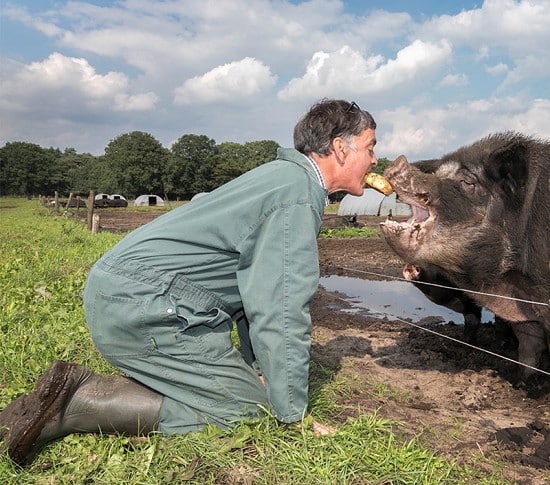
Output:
top-left (409, 219), bottom-right (423, 231)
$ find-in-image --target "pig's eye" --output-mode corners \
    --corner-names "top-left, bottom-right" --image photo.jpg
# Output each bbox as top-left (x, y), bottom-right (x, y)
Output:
top-left (459, 172), bottom-right (477, 192)
top-left (460, 180), bottom-right (476, 195)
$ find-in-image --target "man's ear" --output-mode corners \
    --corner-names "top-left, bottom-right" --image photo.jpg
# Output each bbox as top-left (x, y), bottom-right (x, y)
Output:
top-left (332, 137), bottom-right (346, 162)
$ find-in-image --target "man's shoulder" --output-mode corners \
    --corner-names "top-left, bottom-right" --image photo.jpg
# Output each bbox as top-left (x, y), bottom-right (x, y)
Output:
top-left (248, 149), bottom-right (310, 180)
top-left (276, 147), bottom-right (305, 163)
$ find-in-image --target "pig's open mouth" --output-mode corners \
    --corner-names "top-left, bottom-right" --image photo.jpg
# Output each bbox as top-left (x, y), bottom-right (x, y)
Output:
top-left (378, 155), bottom-right (438, 252)
top-left (380, 191), bottom-right (436, 245)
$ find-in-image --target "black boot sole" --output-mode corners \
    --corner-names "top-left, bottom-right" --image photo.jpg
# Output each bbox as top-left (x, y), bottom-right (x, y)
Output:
top-left (0, 360), bottom-right (78, 466)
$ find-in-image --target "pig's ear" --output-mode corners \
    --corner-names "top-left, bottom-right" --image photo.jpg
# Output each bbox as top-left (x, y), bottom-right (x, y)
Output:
top-left (485, 138), bottom-right (528, 199)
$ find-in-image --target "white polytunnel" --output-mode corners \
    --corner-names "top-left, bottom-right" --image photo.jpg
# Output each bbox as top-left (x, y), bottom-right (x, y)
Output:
top-left (338, 189), bottom-right (411, 217)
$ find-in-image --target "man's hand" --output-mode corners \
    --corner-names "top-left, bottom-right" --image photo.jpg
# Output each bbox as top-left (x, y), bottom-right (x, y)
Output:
top-left (311, 418), bottom-right (336, 436)
top-left (260, 377), bottom-right (335, 435)
top-left (292, 415), bottom-right (336, 436)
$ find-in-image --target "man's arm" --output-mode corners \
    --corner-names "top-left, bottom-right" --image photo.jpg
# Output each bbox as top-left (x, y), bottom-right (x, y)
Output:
top-left (236, 203), bottom-right (320, 423)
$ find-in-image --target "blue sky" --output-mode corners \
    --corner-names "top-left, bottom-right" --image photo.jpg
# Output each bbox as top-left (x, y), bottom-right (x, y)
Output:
top-left (1, 0), bottom-right (549, 160)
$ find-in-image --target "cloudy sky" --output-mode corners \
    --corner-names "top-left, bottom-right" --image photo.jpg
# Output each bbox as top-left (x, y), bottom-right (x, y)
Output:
top-left (1, 0), bottom-right (550, 160)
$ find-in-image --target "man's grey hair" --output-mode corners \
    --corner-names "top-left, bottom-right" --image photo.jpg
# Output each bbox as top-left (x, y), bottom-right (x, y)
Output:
top-left (293, 99), bottom-right (376, 156)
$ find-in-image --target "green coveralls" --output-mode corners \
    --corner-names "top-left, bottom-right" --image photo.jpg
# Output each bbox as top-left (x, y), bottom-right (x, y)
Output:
top-left (83, 148), bottom-right (327, 434)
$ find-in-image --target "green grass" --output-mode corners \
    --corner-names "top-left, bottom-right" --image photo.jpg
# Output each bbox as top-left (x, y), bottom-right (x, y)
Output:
top-left (0, 198), bottom-right (511, 484)
top-left (324, 202), bottom-right (340, 214)
top-left (319, 226), bottom-right (380, 238)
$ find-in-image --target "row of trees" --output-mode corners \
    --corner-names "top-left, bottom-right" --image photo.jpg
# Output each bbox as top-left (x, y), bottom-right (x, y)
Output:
top-left (0, 132), bottom-right (280, 200)
top-left (0, 131), bottom-right (389, 200)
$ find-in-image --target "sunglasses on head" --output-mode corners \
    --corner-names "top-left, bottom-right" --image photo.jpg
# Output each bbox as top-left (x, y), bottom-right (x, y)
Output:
top-left (345, 101), bottom-right (361, 113)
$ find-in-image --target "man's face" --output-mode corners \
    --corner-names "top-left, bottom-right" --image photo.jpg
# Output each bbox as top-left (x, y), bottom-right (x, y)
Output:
top-left (340, 128), bottom-right (378, 196)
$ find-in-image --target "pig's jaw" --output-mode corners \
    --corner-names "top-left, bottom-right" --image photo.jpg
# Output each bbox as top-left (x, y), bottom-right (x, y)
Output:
top-left (380, 201), bottom-right (436, 259)
top-left (379, 153), bottom-right (438, 259)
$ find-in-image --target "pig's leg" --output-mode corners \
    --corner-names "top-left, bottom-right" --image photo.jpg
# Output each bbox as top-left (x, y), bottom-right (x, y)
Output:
top-left (463, 304), bottom-right (481, 344)
top-left (512, 321), bottom-right (547, 380)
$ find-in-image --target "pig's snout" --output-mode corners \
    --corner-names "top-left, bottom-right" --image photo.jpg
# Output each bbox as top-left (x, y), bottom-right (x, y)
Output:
top-left (384, 155), bottom-right (410, 179)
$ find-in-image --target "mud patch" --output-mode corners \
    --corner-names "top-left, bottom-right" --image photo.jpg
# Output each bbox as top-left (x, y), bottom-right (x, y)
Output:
top-left (495, 423), bottom-right (550, 469)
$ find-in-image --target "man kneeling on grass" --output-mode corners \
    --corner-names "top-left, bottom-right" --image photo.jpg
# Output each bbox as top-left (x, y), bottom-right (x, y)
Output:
top-left (0, 98), bottom-right (379, 466)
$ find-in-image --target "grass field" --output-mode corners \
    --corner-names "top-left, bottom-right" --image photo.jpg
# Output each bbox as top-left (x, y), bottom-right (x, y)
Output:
top-left (0, 198), bottom-right (509, 484)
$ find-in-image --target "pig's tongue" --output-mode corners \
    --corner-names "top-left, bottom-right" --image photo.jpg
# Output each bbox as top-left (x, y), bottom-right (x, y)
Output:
top-left (412, 205), bottom-right (429, 222)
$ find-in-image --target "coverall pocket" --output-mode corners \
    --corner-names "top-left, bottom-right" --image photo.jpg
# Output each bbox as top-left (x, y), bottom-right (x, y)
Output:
top-left (89, 290), bottom-right (147, 357)
top-left (177, 318), bottom-right (234, 362)
top-left (171, 301), bottom-right (234, 361)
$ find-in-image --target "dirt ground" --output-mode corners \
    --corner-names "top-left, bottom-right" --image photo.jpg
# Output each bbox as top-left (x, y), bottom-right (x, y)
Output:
top-left (93, 209), bottom-right (549, 483)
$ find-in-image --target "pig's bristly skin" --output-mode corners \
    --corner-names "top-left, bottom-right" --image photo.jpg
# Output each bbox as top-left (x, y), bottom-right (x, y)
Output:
top-left (380, 132), bottom-right (550, 376)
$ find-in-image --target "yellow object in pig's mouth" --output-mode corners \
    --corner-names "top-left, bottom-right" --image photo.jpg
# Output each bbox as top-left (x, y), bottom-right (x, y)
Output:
top-left (364, 173), bottom-right (393, 196)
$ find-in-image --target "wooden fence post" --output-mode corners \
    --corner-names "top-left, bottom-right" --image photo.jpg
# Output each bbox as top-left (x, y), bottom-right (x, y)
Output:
top-left (65, 193), bottom-right (73, 212)
top-left (91, 213), bottom-right (100, 234)
top-left (87, 190), bottom-right (95, 231)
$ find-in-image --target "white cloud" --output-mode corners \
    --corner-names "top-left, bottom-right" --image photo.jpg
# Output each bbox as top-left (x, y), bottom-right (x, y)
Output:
top-left (418, 0), bottom-right (550, 67)
top-left (1, 1), bottom-right (550, 158)
top-left (174, 57), bottom-right (277, 105)
top-left (114, 92), bottom-right (159, 111)
top-left (277, 46), bottom-right (382, 100)
top-left (485, 63), bottom-right (508, 75)
top-left (378, 95), bottom-right (550, 161)
top-left (0, 52), bottom-right (158, 115)
top-left (278, 40), bottom-right (451, 101)
top-left (2, 4), bottom-right (62, 37)
top-left (371, 40), bottom-right (452, 86)
top-left (439, 73), bottom-right (468, 87)
top-left (44, 0), bottom-right (349, 79)
top-left (489, 97), bottom-right (550, 137)
top-left (475, 46), bottom-right (489, 61)
top-left (499, 54), bottom-right (550, 88)
top-left (379, 105), bottom-right (454, 160)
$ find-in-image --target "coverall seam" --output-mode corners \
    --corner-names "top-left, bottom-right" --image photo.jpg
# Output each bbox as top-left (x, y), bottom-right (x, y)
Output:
top-left (282, 206), bottom-right (293, 411)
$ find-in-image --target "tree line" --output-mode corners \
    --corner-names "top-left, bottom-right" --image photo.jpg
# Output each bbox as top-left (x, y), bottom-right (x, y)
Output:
top-left (0, 131), bottom-right (390, 200)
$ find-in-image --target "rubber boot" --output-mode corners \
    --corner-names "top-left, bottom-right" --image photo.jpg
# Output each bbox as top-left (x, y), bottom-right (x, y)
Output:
top-left (0, 360), bottom-right (163, 466)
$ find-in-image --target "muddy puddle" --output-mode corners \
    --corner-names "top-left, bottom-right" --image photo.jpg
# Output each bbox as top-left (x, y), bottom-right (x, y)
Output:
top-left (319, 275), bottom-right (494, 324)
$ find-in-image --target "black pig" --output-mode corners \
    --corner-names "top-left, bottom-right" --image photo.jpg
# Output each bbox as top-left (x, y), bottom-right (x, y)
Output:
top-left (381, 132), bottom-right (549, 377)
top-left (402, 262), bottom-right (482, 343)
top-left (402, 262), bottom-right (516, 349)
